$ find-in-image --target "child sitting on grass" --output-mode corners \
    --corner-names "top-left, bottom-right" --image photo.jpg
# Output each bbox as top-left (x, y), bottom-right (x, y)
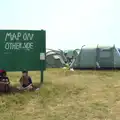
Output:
top-left (0, 70), bottom-right (10, 92)
top-left (18, 70), bottom-right (33, 90)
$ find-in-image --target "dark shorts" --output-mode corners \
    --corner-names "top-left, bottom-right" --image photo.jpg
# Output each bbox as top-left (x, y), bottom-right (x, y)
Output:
top-left (22, 84), bottom-right (31, 88)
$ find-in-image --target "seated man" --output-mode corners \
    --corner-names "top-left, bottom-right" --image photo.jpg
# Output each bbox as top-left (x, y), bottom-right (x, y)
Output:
top-left (18, 70), bottom-right (33, 90)
top-left (0, 70), bottom-right (10, 92)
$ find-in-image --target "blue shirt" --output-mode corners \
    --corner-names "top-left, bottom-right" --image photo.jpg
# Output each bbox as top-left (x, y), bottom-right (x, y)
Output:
top-left (22, 77), bottom-right (32, 88)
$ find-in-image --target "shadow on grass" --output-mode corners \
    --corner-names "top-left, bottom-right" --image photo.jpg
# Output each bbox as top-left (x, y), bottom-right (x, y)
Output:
top-left (0, 82), bottom-right (45, 95)
top-left (0, 80), bottom-right (84, 96)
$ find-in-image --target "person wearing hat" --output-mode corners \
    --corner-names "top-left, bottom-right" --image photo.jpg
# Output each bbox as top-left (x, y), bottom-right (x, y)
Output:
top-left (18, 70), bottom-right (33, 90)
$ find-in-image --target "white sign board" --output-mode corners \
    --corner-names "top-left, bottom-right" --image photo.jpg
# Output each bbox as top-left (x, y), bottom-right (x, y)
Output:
top-left (40, 53), bottom-right (45, 60)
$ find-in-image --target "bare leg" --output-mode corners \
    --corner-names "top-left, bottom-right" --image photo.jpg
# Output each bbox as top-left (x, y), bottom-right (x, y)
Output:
top-left (25, 84), bottom-right (33, 90)
top-left (17, 86), bottom-right (25, 90)
top-left (17, 84), bottom-right (33, 91)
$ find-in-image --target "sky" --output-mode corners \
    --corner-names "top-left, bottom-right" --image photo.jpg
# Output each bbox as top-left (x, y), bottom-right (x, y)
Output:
top-left (0, 0), bottom-right (120, 49)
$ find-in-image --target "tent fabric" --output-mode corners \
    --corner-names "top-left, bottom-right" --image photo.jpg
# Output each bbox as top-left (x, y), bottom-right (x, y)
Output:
top-left (70, 45), bottom-right (120, 69)
top-left (64, 50), bottom-right (79, 65)
top-left (46, 51), bottom-right (66, 68)
top-left (64, 50), bottom-right (79, 59)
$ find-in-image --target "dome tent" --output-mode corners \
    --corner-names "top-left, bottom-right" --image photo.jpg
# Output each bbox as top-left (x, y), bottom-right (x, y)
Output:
top-left (46, 49), bottom-right (67, 68)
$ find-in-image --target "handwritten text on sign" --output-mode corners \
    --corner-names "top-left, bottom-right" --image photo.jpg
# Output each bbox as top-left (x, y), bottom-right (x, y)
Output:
top-left (4, 32), bottom-right (34, 51)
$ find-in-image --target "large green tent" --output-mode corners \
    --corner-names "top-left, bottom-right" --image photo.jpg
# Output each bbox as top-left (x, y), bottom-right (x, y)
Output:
top-left (70, 45), bottom-right (120, 69)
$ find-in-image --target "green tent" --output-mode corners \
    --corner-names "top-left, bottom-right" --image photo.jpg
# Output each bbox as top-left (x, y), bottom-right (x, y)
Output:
top-left (64, 49), bottom-right (79, 65)
top-left (46, 51), bottom-right (66, 68)
top-left (70, 45), bottom-right (120, 69)
top-left (47, 49), bottom-right (67, 63)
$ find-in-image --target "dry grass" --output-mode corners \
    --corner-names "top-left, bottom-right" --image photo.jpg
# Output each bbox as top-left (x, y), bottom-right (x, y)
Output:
top-left (0, 69), bottom-right (120, 120)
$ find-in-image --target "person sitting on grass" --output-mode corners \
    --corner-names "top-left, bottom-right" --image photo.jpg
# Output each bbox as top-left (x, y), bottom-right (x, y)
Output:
top-left (18, 70), bottom-right (33, 90)
top-left (0, 70), bottom-right (10, 92)
top-left (0, 70), bottom-right (10, 83)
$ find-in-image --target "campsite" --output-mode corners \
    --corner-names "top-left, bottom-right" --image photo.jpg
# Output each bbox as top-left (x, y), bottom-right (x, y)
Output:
top-left (0, 30), bottom-right (120, 120)
top-left (0, 0), bottom-right (120, 119)
top-left (1, 43), bottom-right (120, 120)
top-left (46, 45), bottom-right (120, 70)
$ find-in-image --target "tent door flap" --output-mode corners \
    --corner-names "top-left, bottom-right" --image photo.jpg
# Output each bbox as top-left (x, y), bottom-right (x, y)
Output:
top-left (97, 48), bottom-right (114, 68)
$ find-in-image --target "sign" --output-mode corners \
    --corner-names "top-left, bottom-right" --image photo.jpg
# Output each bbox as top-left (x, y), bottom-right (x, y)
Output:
top-left (40, 53), bottom-right (45, 60)
top-left (4, 32), bottom-right (34, 51)
top-left (0, 30), bottom-right (46, 72)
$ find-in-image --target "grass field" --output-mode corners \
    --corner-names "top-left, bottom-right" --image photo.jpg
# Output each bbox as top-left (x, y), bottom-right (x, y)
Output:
top-left (0, 69), bottom-right (120, 120)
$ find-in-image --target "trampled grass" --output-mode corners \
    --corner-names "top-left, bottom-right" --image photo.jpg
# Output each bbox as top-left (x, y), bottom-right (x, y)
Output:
top-left (0, 69), bottom-right (120, 120)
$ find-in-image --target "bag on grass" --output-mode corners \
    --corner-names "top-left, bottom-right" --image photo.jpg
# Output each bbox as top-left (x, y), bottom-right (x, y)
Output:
top-left (0, 82), bottom-right (10, 92)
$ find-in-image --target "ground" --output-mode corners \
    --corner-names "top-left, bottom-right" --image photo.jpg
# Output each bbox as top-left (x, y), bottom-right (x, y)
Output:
top-left (0, 69), bottom-right (120, 120)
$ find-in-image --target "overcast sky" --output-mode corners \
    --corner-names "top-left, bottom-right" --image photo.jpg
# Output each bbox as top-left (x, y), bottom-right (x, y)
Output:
top-left (0, 0), bottom-right (120, 49)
